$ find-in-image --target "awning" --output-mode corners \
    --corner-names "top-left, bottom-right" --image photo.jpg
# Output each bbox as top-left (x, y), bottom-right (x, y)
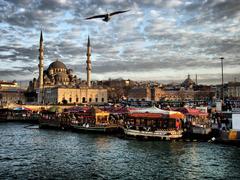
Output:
top-left (128, 107), bottom-right (185, 119)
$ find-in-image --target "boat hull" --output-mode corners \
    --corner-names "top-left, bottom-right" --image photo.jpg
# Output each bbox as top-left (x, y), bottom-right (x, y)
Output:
top-left (123, 128), bottom-right (183, 140)
top-left (182, 127), bottom-right (213, 141)
top-left (72, 125), bottom-right (120, 134)
top-left (216, 130), bottom-right (240, 146)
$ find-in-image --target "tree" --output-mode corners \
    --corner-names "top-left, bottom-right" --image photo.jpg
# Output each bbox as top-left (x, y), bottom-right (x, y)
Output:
top-left (177, 89), bottom-right (186, 102)
top-left (62, 99), bottom-right (68, 105)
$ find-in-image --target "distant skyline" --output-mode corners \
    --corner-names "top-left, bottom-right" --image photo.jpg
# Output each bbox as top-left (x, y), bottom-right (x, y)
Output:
top-left (0, 0), bottom-right (239, 84)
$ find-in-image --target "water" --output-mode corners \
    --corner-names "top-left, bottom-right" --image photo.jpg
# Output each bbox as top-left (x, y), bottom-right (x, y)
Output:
top-left (0, 123), bottom-right (240, 179)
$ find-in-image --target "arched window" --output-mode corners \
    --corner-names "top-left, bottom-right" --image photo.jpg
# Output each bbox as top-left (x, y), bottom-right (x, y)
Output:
top-left (82, 97), bottom-right (86, 103)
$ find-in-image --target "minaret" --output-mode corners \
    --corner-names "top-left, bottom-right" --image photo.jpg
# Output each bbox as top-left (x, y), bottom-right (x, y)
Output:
top-left (38, 30), bottom-right (44, 89)
top-left (195, 74), bottom-right (198, 85)
top-left (86, 35), bottom-right (92, 87)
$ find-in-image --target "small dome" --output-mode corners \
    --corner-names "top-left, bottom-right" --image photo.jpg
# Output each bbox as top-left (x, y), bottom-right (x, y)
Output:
top-left (48, 60), bottom-right (67, 70)
top-left (181, 75), bottom-right (195, 88)
top-left (44, 76), bottom-right (51, 82)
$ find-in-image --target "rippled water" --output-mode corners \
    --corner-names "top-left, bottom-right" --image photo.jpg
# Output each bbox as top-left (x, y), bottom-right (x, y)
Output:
top-left (0, 123), bottom-right (240, 179)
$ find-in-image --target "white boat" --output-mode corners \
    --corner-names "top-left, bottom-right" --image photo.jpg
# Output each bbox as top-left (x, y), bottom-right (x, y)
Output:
top-left (123, 108), bottom-right (185, 140)
top-left (72, 124), bottom-right (119, 133)
top-left (123, 127), bottom-right (183, 140)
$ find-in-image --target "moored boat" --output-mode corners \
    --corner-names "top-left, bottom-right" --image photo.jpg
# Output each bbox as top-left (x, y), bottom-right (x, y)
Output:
top-left (173, 107), bottom-right (212, 141)
top-left (216, 112), bottom-right (240, 146)
top-left (39, 110), bottom-right (72, 130)
top-left (71, 107), bottom-right (120, 133)
top-left (0, 108), bottom-right (39, 123)
top-left (123, 107), bottom-right (184, 140)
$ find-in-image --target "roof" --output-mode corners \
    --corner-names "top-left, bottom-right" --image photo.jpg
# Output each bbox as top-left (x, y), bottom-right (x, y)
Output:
top-left (48, 60), bottom-right (67, 70)
top-left (128, 113), bottom-right (163, 119)
top-left (128, 107), bottom-right (185, 119)
top-left (0, 81), bottom-right (17, 85)
top-left (174, 107), bottom-right (208, 117)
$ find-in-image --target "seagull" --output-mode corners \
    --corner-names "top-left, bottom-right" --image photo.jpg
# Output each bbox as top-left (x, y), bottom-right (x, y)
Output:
top-left (85, 10), bottom-right (130, 22)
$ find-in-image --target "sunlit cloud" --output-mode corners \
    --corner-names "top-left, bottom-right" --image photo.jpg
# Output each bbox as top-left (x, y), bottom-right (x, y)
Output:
top-left (0, 0), bottom-right (239, 84)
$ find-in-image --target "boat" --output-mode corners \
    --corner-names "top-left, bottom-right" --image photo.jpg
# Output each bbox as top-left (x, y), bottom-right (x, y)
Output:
top-left (123, 107), bottom-right (184, 140)
top-left (71, 107), bottom-right (120, 133)
top-left (0, 108), bottom-right (39, 123)
top-left (173, 107), bottom-right (212, 140)
top-left (39, 110), bottom-right (72, 130)
top-left (216, 112), bottom-right (240, 146)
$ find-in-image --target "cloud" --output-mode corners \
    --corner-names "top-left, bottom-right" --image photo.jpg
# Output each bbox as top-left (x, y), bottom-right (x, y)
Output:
top-left (0, 0), bottom-right (239, 84)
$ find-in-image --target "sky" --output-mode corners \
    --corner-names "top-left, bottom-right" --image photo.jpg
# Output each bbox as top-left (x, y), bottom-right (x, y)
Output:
top-left (0, 0), bottom-right (240, 84)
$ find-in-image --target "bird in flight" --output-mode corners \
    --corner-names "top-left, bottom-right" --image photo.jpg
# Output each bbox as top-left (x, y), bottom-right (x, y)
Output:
top-left (85, 10), bottom-right (130, 22)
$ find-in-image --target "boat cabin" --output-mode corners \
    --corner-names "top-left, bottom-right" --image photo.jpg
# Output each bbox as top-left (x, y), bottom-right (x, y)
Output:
top-left (125, 112), bottom-right (182, 131)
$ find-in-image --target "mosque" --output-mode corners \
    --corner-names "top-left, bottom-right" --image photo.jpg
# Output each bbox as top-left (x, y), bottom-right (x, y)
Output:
top-left (28, 31), bottom-right (107, 104)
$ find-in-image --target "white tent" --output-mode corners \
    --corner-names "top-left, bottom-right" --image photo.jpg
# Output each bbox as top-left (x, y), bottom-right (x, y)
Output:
top-left (129, 107), bottom-right (169, 114)
top-left (128, 107), bottom-right (185, 119)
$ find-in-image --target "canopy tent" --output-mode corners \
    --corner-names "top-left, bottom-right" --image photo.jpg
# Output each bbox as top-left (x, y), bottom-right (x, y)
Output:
top-left (128, 107), bottom-right (185, 119)
top-left (128, 112), bottom-right (163, 119)
top-left (128, 107), bottom-right (167, 114)
top-left (174, 107), bottom-right (208, 117)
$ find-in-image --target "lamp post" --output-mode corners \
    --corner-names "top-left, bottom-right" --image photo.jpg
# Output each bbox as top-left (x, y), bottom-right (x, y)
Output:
top-left (220, 57), bottom-right (224, 102)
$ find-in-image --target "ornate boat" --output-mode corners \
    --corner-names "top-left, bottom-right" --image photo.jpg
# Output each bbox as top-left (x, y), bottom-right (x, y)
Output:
top-left (123, 107), bottom-right (184, 140)
top-left (71, 107), bottom-right (120, 133)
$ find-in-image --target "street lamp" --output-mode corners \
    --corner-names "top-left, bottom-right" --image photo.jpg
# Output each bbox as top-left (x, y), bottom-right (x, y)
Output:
top-left (220, 57), bottom-right (224, 101)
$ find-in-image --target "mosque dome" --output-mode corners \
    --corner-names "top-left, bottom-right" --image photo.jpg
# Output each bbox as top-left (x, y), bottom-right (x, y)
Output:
top-left (181, 74), bottom-right (195, 88)
top-left (48, 60), bottom-right (67, 70)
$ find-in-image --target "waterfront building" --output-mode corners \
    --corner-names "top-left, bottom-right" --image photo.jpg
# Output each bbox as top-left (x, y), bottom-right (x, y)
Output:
top-left (128, 87), bottom-right (152, 101)
top-left (0, 81), bottom-right (18, 89)
top-left (227, 81), bottom-right (240, 99)
top-left (28, 31), bottom-right (107, 104)
top-left (127, 75), bottom-right (215, 104)
top-left (42, 87), bottom-right (107, 104)
top-left (214, 84), bottom-right (228, 100)
top-left (99, 78), bottom-right (133, 102)
top-left (0, 81), bottom-right (25, 106)
top-left (0, 89), bottom-right (25, 106)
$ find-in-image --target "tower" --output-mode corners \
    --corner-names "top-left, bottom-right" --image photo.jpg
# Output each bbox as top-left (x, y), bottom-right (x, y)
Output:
top-left (38, 30), bottom-right (44, 89)
top-left (38, 30), bottom-right (44, 104)
top-left (86, 35), bottom-right (92, 87)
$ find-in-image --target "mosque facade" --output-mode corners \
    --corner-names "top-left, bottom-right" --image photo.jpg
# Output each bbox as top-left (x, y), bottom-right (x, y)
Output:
top-left (28, 31), bottom-right (107, 104)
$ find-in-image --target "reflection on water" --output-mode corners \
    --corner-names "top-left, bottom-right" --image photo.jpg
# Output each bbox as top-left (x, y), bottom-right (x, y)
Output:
top-left (0, 123), bottom-right (240, 179)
